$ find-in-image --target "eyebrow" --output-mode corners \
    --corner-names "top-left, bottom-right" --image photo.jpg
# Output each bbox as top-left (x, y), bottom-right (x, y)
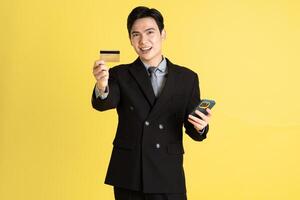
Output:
top-left (131, 28), bottom-right (156, 35)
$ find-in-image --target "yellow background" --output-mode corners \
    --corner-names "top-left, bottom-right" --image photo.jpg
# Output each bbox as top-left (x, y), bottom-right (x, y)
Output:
top-left (1, 0), bottom-right (299, 199)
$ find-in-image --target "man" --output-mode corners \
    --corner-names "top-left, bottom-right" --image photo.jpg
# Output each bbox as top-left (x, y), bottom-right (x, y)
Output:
top-left (92, 6), bottom-right (212, 200)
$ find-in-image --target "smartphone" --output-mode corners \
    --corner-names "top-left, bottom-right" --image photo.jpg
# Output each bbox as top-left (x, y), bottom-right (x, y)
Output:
top-left (190, 99), bottom-right (215, 117)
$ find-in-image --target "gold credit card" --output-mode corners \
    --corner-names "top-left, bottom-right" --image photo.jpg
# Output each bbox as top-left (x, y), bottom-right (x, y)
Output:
top-left (100, 50), bottom-right (120, 62)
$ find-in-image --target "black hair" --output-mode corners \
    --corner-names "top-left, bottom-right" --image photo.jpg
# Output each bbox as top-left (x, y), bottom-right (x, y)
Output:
top-left (127, 6), bottom-right (164, 36)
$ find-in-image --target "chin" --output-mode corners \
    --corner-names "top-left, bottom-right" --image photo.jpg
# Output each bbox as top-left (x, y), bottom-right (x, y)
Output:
top-left (139, 55), bottom-right (153, 62)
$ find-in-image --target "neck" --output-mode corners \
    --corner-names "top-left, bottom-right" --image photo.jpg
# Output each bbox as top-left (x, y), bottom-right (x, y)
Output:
top-left (140, 55), bottom-right (163, 67)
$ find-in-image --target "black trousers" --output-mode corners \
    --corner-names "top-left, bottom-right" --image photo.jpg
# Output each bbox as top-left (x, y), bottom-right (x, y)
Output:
top-left (114, 187), bottom-right (187, 200)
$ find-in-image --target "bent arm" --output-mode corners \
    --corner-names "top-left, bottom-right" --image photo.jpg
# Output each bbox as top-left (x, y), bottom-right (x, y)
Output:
top-left (184, 74), bottom-right (209, 141)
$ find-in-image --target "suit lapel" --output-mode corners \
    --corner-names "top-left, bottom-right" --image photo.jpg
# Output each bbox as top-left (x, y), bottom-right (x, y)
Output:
top-left (148, 59), bottom-right (179, 120)
top-left (128, 58), bottom-right (156, 106)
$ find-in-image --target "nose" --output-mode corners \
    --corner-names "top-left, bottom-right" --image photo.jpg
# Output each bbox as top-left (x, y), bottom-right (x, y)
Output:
top-left (139, 34), bottom-right (147, 45)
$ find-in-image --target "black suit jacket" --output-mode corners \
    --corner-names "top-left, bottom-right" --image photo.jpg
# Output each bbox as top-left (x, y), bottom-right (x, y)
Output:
top-left (92, 58), bottom-right (208, 193)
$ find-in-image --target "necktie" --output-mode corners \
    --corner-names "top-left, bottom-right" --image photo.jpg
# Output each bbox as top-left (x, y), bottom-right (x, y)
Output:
top-left (148, 67), bottom-right (158, 97)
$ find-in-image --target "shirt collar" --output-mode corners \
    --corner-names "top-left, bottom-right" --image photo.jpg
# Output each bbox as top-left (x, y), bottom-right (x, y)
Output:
top-left (142, 56), bottom-right (168, 73)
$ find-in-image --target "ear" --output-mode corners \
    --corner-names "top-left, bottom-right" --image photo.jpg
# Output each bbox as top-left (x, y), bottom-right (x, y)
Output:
top-left (161, 29), bottom-right (166, 40)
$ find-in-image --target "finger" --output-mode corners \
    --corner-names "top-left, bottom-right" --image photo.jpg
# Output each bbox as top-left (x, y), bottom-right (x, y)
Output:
top-left (93, 63), bottom-right (107, 71)
top-left (94, 67), bottom-right (108, 75)
top-left (188, 118), bottom-right (198, 127)
top-left (195, 110), bottom-right (210, 123)
top-left (189, 113), bottom-right (208, 124)
top-left (95, 70), bottom-right (109, 79)
top-left (188, 114), bottom-right (201, 123)
top-left (194, 110), bottom-right (207, 119)
top-left (94, 60), bottom-right (105, 68)
top-left (93, 62), bottom-right (106, 71)
top-left (188, 116), bottom-right (199, 125)
top-left (188, 118), bottom-right (204, 131)
top-left (96, 73), bottom-right (109, 81)
top-left (188, 115), bottom-right (206, 127)
top-left (93, 67), bottom-right (108, 76)
top-left (206, 108), bottom-right (212, 117)
top-left (93, 65), bottom-right (108, 74)
top-left (95, 70), bottom-right (108, 77)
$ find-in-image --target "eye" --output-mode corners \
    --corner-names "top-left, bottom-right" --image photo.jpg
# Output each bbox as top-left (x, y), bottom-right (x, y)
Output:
top-left (131, 33), bottom-right (139, 38)
top-left (147, 30), bottom-right (154, 35)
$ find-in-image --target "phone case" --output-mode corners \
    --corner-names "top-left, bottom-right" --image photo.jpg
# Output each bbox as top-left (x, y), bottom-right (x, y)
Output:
top-left (190, 99), bottom-right (215, 117)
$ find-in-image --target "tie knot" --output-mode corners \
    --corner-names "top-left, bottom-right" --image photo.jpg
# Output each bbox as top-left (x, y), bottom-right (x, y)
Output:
top-left (148, 67), bottom-right (157, 75)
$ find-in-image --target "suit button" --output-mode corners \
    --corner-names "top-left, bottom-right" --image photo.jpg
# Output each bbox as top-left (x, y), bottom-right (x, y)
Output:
top-left (158, 124), bottom-right (164, 129)
top-left (156, 143), bottom-right (160, 149)
top-left (145, 121), bottom-right (150, 126)
top-left (129, 106), bottom-right (134, 111)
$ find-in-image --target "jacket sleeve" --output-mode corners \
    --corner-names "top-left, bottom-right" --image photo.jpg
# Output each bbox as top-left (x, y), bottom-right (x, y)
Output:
top-left (183, 73), bottom-right (209, 141)
top-left (91, 67), bottom-right (120, 111)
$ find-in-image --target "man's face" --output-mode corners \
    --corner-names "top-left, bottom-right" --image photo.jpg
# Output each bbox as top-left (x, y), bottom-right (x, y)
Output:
top-left (130, 17), bottom-right (166, 66)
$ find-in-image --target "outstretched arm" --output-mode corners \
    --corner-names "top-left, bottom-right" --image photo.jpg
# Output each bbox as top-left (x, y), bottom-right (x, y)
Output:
top-left (91, 60), bottom-right (120, 111)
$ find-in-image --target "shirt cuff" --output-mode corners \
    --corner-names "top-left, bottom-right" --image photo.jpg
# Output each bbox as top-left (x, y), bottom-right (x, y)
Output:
top-left (95, 85), bottom-right (109, 99)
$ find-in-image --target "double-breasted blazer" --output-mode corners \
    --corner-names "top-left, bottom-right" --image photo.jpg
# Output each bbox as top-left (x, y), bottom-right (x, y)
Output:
top-left (92, 57), bottom-right (209, 193)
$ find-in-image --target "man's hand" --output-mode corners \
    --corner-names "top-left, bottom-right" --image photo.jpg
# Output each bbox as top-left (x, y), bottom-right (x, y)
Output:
top-left (188, 108), bottom-right (212, 132)
top-left (93, 60), bottom-right (109, 92)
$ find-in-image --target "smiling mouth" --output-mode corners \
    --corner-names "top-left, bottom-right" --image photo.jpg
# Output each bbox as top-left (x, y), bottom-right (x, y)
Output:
top-left (139, 47), bottom-right (152, 53)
